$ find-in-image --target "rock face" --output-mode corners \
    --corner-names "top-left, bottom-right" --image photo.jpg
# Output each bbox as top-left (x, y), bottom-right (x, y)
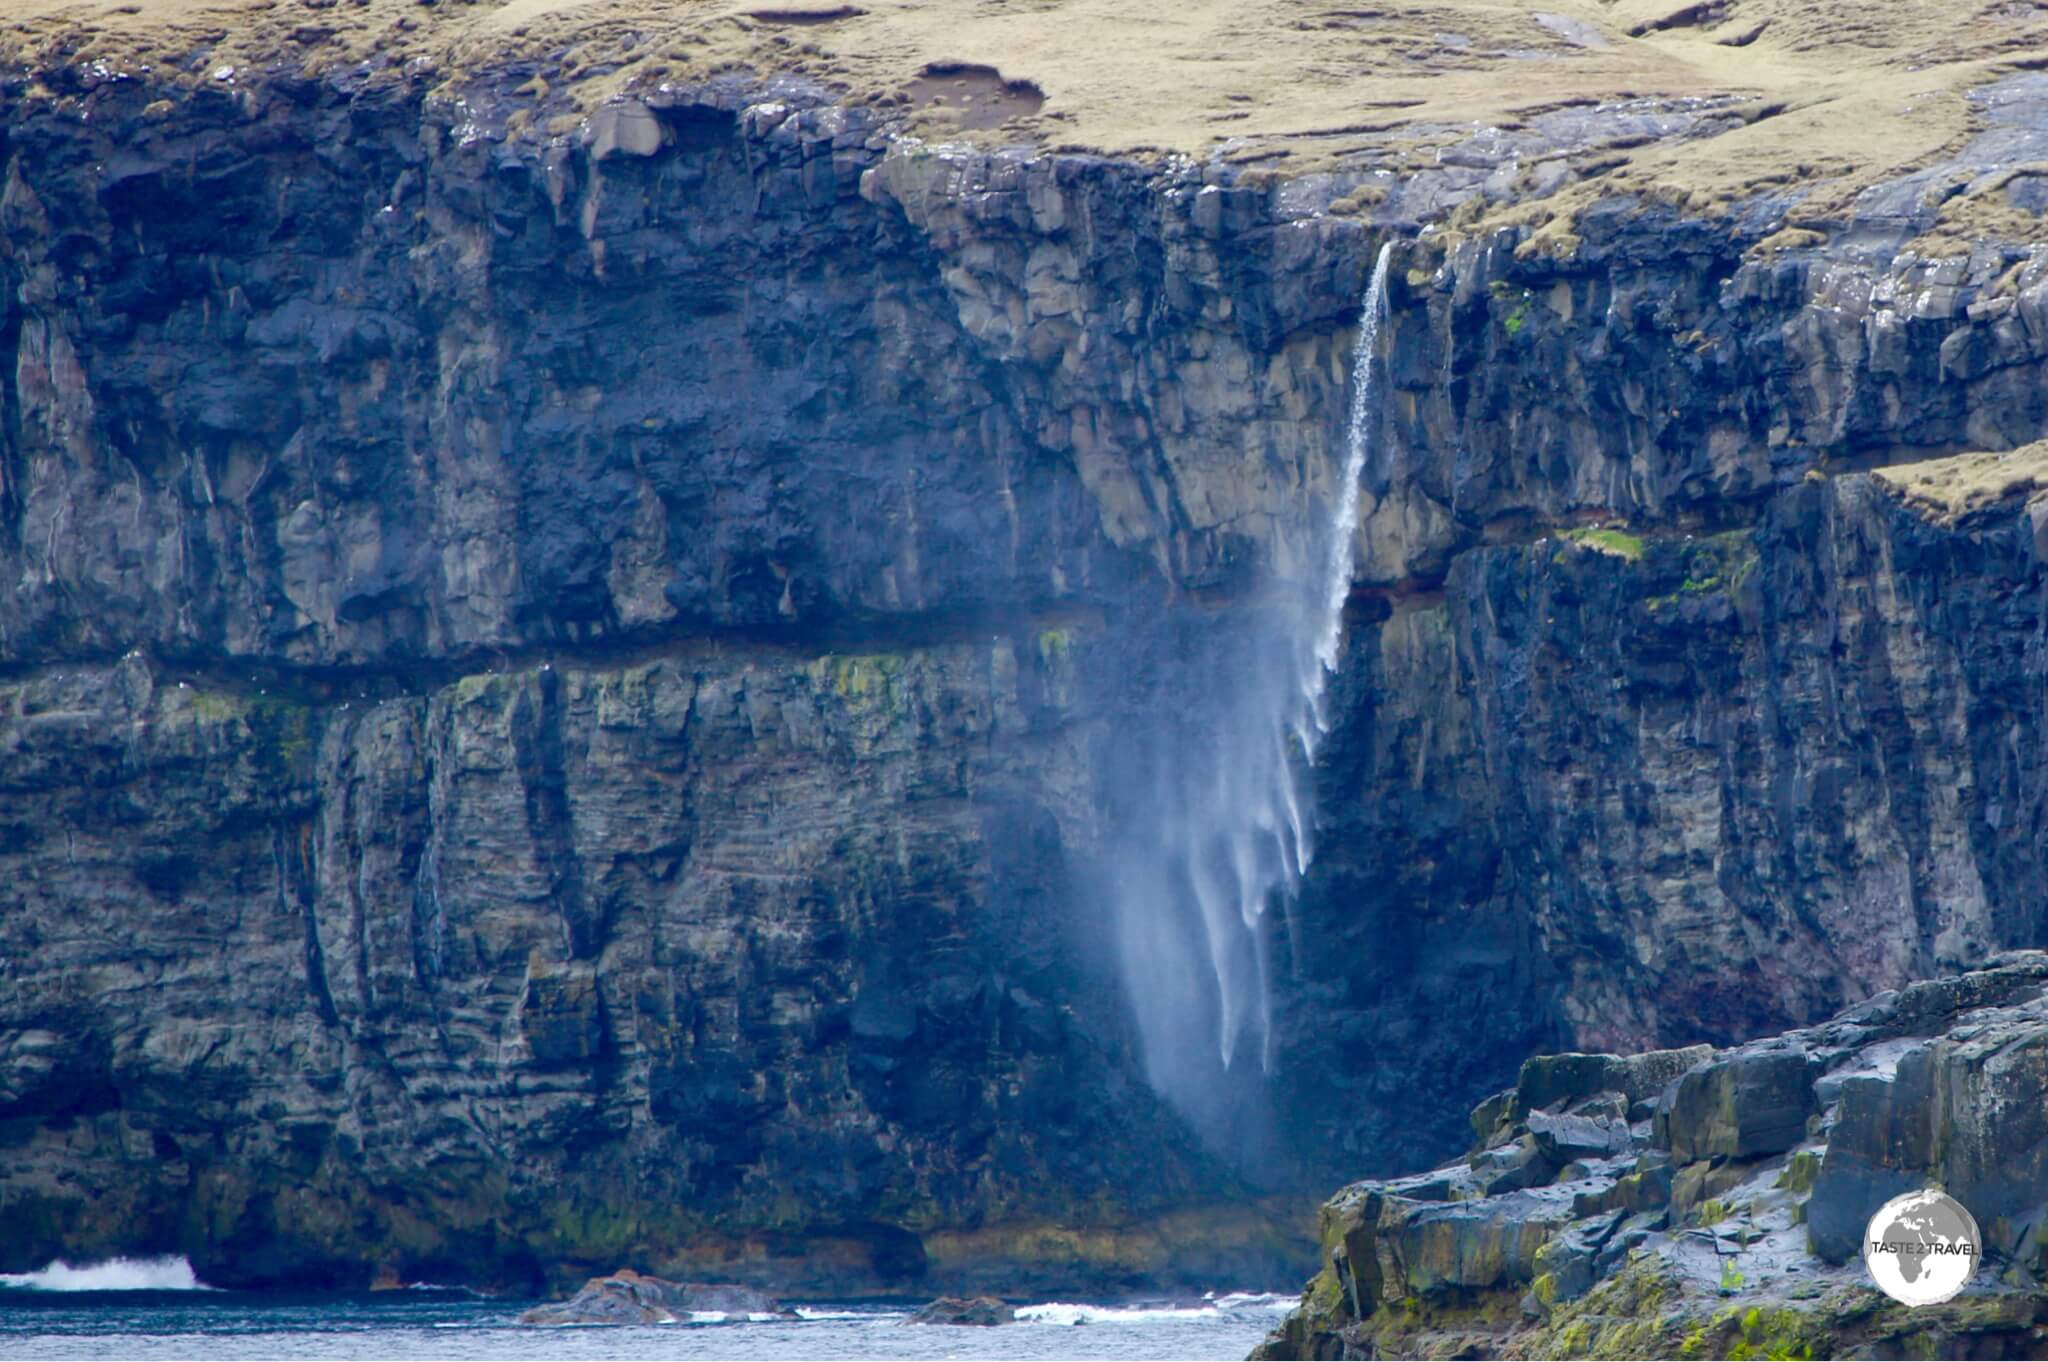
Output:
top-left (0, 59), bottom-right (1346, 1295)
top-left (1256, 953), bottom-right (2048, 1360)
top-left (8, 35), bottom-right (2048, 1300)
top-left (519, 1269), bottom-right (788, 1325)
top-left (905, 1295), bottom-right (1017, 1326)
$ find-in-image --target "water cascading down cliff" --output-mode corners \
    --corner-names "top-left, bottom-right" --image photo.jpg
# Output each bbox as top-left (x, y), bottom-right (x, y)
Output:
top-left (1111, 243), bottom-right (1395, 1160)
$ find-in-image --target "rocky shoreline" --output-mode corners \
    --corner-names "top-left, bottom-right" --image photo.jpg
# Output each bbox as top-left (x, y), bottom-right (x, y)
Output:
top-left (1255, 952), bottom-right (2048, 1360)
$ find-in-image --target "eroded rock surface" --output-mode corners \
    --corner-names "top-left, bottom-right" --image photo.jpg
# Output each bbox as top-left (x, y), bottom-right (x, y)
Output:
top-left (7, 14), bottom-right (2048, 1301)
top-left (519, 1270), bottom-right (788, 1325)
top-left (1256, 953), bottom-right (2048, 1360)
top-left (905, 1295), bottom-right (1017, 1326)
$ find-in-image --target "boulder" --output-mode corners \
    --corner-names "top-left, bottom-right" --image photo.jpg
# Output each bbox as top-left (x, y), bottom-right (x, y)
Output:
top-left (1514, 1044), bottom-right (1715, 1112)
top-left (1469, 1087), bottom-right (1518, 1145)
top-left (905, 1295), bottom-right (1016, 1326)
top-left (1527, 1109), bottom-right (1629, 1163)
top-left (1467, 1133), bottom-right (1556, 1195)
top-left (1810, 1017), bottom-right (2048, 1262)
top-left (1663, 1048), bottom-right (1816, 1162)
top-left (1935, 1024), bottom-right (2048, 1253)
top-left (1390, 1189), bottom-right (1577, 1296)
top-left (519, 1270), bottom-right (788, 1325)
top-left (1527, 1208), bottom-right (1625, 1310)
top-left (1606, 1158), bottom-right (1674, 1217)
top-left (1804, 1061), bottom-right (1936, 1263)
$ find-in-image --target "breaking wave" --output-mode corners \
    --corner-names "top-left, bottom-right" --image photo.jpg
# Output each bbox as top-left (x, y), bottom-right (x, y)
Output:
top-left (0, 1256), bottom-right (214, 1292)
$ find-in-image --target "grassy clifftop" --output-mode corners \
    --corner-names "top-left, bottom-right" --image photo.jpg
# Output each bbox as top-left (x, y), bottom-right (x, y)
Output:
top-left (8, 0), bottom-right (2045, 228)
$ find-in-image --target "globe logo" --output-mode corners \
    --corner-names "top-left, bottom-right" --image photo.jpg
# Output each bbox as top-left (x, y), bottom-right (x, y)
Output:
top-left (1862, 1189), bottom-right (1981, 1306)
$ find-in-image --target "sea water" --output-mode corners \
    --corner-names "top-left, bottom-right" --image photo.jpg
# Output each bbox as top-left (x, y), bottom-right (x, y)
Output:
top-left (0, 1262), bottom-right (1294, 1360)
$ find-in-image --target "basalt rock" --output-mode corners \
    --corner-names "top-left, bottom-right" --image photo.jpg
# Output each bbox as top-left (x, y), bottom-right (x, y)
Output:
top-left (519, 1270), bottom-right (790, 1325)
top-left (9, 28), bottom-right (2048, 1302)
top-left (1256, 953), bottom-right (2048, 1361)
top-left (1527, 1111), bottom-right (1630, 1165)
top-left (1662, 1049), bottom-right (1818, 1164)
top-left (905, 1295), bottom-right (1017, 1326)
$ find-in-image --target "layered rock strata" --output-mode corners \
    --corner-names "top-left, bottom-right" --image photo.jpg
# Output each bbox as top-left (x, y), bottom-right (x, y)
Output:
top-left (8, 32), bottom-right (2048, 1296)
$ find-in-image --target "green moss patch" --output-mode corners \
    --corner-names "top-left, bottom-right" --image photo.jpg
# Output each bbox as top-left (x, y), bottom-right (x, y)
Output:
top-left (818, 653), bottom-right (904, 702)
top-left (1562, 527), bottom-right (1646, 561)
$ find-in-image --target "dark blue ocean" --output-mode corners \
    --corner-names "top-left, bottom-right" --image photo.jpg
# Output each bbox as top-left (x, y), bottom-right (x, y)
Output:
top-left (0, 1259), bottom-right (1291, 1360)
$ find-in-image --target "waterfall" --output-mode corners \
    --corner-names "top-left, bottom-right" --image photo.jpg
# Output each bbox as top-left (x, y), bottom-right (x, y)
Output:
top-left (1110, 241), bottom-right (1394, 1149)
top-left (1317, 241), bottom-right (1394, 678)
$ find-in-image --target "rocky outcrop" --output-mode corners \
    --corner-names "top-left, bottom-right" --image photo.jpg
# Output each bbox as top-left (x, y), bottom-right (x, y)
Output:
top-left (905, 1295), bottom-right (1017, 1326)
top-left (519, 1270), bottom-right (788, 1325)
top-left (9, 22), bottom-right (2048, 1302)
top-left (1256, 952), bottom-right (2048, 1360)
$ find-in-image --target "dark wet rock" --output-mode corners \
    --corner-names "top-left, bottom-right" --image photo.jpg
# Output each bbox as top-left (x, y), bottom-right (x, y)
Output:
top-left (12, 34), bottom-right (2048, 1302)
top-left (1667, 1157), bottom-right (1754, 1219)
top-left (1809, 1005), bottom-right (2048, 1265)
top-left (520, 1270), bottom-right (790, 1325)
top-left (1256, 953), bottom-right (2048, 1360)
top-left (1468, 1088), bottom-right (1519, 1145)
top-left (1526, 1208), bottom-right (1625, 1308)
top-left (1469, 1134), bottom-right (1558, 1197)
top-left (1396, 1189), bottom-right (1579, 1296)
top-left (904, 1296), bottom-right (1016, 1326)
top-left (1662, 1049), bottom-right (1817, 1162)
top-left (1526, 1110), bottom-right (1629, 1164)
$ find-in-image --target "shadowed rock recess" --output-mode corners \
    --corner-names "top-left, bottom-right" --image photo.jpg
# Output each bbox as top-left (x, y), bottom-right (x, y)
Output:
top-left (10, 2), bottom-right (2048, 1305)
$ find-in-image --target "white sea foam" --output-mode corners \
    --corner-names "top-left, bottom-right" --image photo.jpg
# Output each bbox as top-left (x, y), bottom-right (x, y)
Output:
top-left (0, 1255), bottom-right (213, 1292)
top-left (1016, 1293), bottom-right (1296, 1326)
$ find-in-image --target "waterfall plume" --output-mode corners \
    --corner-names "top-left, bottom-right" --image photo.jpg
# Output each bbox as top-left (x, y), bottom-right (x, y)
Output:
top-left (1111, 241), bottom-right (1394, 1149)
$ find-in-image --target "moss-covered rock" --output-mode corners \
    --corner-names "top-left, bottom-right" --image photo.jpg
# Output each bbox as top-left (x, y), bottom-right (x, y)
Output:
top-left (1258, 955), bottom-right (2048, 1360)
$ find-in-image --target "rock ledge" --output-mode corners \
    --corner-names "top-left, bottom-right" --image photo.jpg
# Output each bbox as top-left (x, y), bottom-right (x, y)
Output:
top-left (1257, 952), bottom-right (2048, 1360)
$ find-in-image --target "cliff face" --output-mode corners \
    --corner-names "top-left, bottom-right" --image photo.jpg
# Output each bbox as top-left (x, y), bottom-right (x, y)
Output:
top-left (1286, 464), bottom-right (2048, 1171)
top-left (6, 42), bottom-right (2048, 1295)
top-left (0, 65), bottom-right (1354, 1292)
top-left (1278, 136), bottom-right (2048, 1167)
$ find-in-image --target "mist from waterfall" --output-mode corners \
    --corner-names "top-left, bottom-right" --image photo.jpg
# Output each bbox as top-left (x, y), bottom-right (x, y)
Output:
top-left (1112, 241), bottom-right (1394, 1153)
